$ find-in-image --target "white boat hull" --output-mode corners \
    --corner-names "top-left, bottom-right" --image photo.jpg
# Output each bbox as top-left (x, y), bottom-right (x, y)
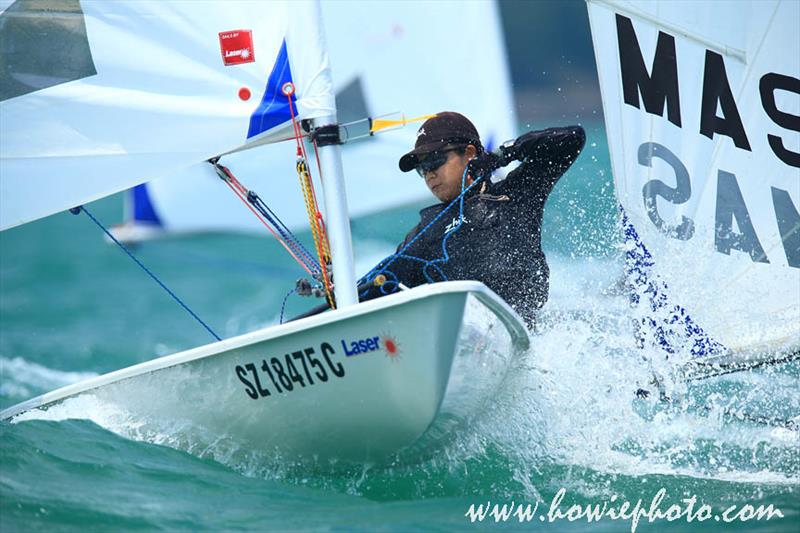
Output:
top-left (2, 281), bottom-right (528, 463)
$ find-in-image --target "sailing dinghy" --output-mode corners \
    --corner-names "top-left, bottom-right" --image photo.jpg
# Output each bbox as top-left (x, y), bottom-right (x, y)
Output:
top-left (586, 0), bottom-right (799, 379)
top-left (0, 0), bottom-right (529, 463)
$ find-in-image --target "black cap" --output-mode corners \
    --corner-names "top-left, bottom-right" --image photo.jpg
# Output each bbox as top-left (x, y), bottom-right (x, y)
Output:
top-left (398, 112), bottom-right (482, 172)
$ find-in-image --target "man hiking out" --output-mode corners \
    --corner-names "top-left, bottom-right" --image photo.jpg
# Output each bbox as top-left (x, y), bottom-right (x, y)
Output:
top-left (362, 111), bottom-right (586, 327)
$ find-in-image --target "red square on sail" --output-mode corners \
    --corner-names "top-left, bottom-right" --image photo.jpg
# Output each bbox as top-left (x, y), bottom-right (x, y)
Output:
top-left (219, 30), bottom-right (255, 66)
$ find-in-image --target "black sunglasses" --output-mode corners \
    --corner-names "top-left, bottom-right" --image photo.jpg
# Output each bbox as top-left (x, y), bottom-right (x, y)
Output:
top-left (415, 147), bottom-right (463, 177)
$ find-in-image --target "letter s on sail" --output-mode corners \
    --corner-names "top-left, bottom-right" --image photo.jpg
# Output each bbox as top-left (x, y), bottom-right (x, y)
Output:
top-left (639, 142), bottom-right (695, 240)
top-left (760, 73), bottom-right (800, 168)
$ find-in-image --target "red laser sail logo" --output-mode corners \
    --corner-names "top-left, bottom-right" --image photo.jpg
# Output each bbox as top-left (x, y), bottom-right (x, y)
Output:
top-left (219, 30), bottom-right (255, 66)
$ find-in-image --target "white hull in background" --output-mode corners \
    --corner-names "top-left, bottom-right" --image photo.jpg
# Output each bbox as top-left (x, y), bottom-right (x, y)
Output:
top-left (2, 282), bottom-right (529, 463)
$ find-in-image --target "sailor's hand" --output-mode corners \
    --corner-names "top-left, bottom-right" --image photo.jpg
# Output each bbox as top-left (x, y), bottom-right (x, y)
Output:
top-left (502, 130), bottom-right (548, 162)
top-left (515, 129), bottom-right (547, 144)
top-left (467, 151), bottom-right (503, 179)
top-left (509, 127), bottom-right (584, 162)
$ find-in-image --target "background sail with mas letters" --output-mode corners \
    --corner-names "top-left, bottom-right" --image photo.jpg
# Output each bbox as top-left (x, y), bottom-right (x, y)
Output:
top-left (117, 0), bottom-right (517, 237)
top-left (0, 0), bottom-right (334, 231)
top-left (586, 0), bottom-right (800, 356)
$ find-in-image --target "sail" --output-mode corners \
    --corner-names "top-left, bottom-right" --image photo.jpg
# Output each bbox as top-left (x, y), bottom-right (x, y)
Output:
top-left (114, 0), bottom-right (517, 237)
top-left (586, 0), bottom-right (800, 356)
top-left (0, 0), bottom-right (335, 231)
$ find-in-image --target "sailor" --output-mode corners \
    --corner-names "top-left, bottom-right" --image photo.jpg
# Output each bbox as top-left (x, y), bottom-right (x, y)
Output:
top-left (364, 112), bottom-right (585, 327)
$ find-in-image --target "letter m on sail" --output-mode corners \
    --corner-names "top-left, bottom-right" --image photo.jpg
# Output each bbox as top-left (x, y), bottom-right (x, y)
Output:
top-left (616, 14), bottom-right (682, 127)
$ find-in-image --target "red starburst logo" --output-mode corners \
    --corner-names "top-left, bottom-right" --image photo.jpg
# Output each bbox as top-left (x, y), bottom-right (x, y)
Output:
top-left (382, 333), bottom-right (401, 361)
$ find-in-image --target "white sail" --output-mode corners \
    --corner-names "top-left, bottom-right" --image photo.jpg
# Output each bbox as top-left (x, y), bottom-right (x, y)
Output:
top-left (0, 0), bottom-right (334, 231)
top-left (586, 0), bottom-right (800, 356)
top-left (114, 0), bottom-right (517, 237)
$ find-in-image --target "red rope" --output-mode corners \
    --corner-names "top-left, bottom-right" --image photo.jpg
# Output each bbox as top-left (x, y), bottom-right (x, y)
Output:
top-left (310, 137), bottom-right (331, 264)
top-left (310, 138), bottom-right (325, 212)
top-left (285, 85), bottom-right (335, 307)
top-left (219, 168), bottom-right (314, 276)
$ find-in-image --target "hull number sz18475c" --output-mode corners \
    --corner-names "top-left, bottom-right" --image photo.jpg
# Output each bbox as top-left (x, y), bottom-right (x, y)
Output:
top-left (235, 342), bottom-right (344, 400)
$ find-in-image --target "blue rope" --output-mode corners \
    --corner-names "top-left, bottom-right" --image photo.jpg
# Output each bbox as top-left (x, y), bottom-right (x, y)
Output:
top-left (422, 166), bottom-right (471, 282)
top-left (279, 287), bottom-right (297, 324)
top-left (249, 193), bottom-right (321, 276)
top-left (74, 206), bottom-right (221, 342)
top-left (212, 160), bottom-right (321, 276)
top-left (359, 165), bottom-right (484, 288)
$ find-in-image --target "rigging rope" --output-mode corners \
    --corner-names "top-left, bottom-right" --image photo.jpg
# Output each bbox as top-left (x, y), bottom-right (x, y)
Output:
top-left (279, 287), bottom-right (297, 324)
top-left (279, 159), bottom-right (480, 321)
top-left (283, 82), bottom-right (335, 309)
top-left (71, 205), bottom-right (221, 342)
top-left (295, 156), bottom-right (331, 269)
top-left (359, 164), bottom-right (485, 291)
top-left (211, 81), bottom-right (336, 311)
top-left (212, 160), bottom-right (321, 277)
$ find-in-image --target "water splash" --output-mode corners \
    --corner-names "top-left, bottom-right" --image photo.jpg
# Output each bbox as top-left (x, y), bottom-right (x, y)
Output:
top-left (0, 356), bottom-right (98, 401)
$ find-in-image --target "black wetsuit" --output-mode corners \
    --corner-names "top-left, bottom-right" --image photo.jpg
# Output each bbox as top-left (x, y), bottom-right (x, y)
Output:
top-left (367, 125), bottom-right (586, 326)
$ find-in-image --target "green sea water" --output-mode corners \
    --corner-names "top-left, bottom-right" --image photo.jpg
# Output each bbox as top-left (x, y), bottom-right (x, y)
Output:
top-left (1, 122), bottom-right (798, 531)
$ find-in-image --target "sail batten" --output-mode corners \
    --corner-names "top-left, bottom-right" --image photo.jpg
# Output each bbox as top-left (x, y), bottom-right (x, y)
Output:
top-left (587, 0), bottom-right (748, 63)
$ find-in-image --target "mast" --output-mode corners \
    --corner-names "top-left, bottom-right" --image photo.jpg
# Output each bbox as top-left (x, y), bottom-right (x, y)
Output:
top-left (312, 116), bottom-right (358, 308)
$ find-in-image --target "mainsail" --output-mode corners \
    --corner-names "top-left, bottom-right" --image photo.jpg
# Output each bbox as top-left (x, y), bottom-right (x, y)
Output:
top-left (114, 0), bottom-right (517, 237)
top-left (586, 0), bottom-right (800, 358)
top-left (0, 0), bottom-right (335, 231)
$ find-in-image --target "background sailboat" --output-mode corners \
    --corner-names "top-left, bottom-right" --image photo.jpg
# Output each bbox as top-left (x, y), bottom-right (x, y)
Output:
top-left (114, 0), bottom-right (517, 240)
top-left (586, 0), bottom-right (800, 376)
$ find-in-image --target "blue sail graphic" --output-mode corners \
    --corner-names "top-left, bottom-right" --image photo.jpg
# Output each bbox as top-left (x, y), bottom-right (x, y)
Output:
top-left (132, 184), bottom-right (162, 225)
top-left (247, 39), bottom-right (296, 139)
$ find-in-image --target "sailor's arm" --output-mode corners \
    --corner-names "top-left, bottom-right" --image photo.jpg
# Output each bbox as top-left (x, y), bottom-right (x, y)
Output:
top-left (505, 125), bottom-right (586, 185)
top-left (514, 125), bottom-right (585, 170)
top-left (469, 126), bottom-right (586, 199)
